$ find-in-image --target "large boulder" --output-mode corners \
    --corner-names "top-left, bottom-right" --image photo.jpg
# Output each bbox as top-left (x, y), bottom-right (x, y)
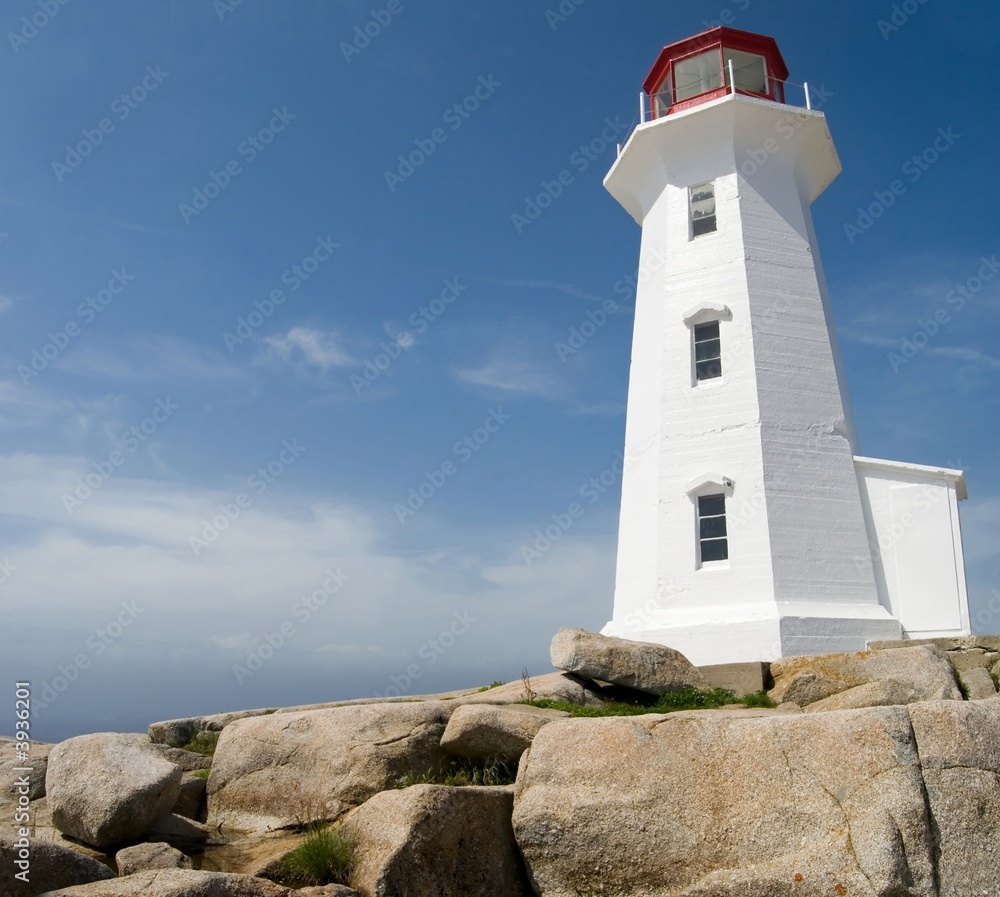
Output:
top-left (207, 703), bottom-right (452, 833)
top-left (456, 671), bottom-right (607, 707)
top-left (803, 678), bottom-right (925, 713)
top-left (769, 645), bottom-right (961, 707)
top-left (146, 812), bottom-right (211, 850)
top-left (908, 700), bottom-right (1000, 897)
top-left (147, 744), bottom-right (213, 772)
top-left (148, 710), bottom-right (276, 749)
top-left (47, 734), bottom-right (183, 848)
top-left (512, 707), bottom-right (936, 896)
top-left (946, 646), bottom-right (999, 672)
top-left (0, 837), bottom-right (114, 896)
top-left (36, 869), bottom-right (290, 895)
top-left (550, 628), bottom-right (710, 695)
top-left (295, 887), bottom-right (361, 897)
top-left (1, 738), bottom-right (53, 803)
top-left (440, 704), bottom-right (568, 763)
top-left (115, 842), bottom-right (192, 875)
top-left (345, 784), bottom-right (529, 897)
top-left (173, 773), bottom-right (207, 820)
top-left (957, 665), bottom-right (997, 700)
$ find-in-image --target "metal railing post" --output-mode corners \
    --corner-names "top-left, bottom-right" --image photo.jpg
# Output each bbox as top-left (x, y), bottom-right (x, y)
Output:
top-left (804, 81), bottom-right (812, 110)
top-left (639, 91), bottom-right (646, 123)
top-left (728, 59), bottom-right (736, 94)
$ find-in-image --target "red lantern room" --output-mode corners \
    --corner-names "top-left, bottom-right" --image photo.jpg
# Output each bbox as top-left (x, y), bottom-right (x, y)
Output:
top-left (644, 27), bottom-right (790, 118)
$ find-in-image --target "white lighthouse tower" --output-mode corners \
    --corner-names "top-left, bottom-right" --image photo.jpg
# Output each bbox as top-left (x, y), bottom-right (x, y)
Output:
top-left (602, 27), bottom-right (971, 665)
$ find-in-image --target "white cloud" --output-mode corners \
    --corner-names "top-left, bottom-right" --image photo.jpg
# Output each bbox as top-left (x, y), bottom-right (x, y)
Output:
top-left (499, 279), bottom-right (608, 305)
top-left (54, 335), bottom-right (248, 384)
top-left (0, 296), bottom-right (14, 314)
top-left (264, 327), bottom-right (354, 369)
top-left (0, 451), bottom-right (617, 735)
top-left (454, 359), bottom-right (567, 401)
top-left (209, 633), bottom-right (258, 652)
top-left (925, 346), bottom-right (1000, 368)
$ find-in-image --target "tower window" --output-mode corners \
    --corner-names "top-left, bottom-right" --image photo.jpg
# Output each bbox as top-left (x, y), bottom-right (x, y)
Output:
top-left (693, 321), bottom-right (722, 381)
top-left (697, 494), bottom-right (729, 563)
top-left (689, 182), bottom-right (717, 237)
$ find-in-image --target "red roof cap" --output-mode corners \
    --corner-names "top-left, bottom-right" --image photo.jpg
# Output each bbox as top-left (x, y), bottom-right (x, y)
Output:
top-left (643, 27), bottom-right (789, 96)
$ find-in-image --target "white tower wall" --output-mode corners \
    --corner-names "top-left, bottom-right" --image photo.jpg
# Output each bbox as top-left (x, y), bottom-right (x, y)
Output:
top-left (603, 94), bottom-right (904, 664)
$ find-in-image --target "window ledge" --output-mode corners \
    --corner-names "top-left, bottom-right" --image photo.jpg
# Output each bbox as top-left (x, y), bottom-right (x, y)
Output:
top-left (683, 302), bottom-right (731, 325)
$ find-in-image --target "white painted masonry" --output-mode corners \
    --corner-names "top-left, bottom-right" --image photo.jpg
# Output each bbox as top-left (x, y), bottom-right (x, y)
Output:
top-left (602, 88), bottom-right (970, 664)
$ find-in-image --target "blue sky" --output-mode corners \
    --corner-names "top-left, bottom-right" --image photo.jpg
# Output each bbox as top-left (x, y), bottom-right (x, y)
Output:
top-left (1, 0), bottom-right (998, 741)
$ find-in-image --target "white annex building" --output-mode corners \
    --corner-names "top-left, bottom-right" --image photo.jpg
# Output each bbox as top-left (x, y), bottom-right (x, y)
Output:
top-left (601, 27), bottom-right (971, 665)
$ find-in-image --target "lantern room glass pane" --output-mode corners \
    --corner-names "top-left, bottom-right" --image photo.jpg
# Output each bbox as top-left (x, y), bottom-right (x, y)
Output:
top-left (654, 73), bottom-right (672, 117)
top-left (673, 50), bottom-right (723, 102)
top-left (723, 48), bottom-right (768, 95)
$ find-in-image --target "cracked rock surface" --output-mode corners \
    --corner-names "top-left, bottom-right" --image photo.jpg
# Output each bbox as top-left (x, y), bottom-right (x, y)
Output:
top-left (512, 701), bottom-right (1000, 897)
top-left (206, 702), bottom-right (453, 833)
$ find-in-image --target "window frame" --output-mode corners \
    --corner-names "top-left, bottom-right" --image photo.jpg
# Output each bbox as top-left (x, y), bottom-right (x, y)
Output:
top-left (692, 319), bottom-right (723, 384)
top-left (696, 492), bottom-right (730, 565)
top-left (689, 181), bottom-right (717, 239)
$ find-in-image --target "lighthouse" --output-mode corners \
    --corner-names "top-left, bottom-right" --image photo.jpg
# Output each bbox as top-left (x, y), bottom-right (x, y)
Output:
top-left (602, 27), bottom-right (971, 665)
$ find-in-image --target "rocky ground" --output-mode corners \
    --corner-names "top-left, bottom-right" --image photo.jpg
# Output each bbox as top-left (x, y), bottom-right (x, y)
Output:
top-left (2, 629), bottom-right (999, 896)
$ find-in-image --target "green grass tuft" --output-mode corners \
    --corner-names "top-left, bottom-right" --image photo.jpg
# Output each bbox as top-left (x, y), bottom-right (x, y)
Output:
top-left (181, 730), bottom-right (220, 755)
top-left (741, 690), bottom-right (777, 708)
top-left (189, 768), bottom-right (211, 779)
top-left (278, 824), bottom-right (356, 887)
top-left (477, 680), bottom-right (506, 692)
top-left (522, 686), bottom-right (775, 717)
top-left (396, 758), bottom-right (517, 788)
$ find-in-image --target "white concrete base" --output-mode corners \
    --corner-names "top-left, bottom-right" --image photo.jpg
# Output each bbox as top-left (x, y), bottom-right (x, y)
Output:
top-left (602, 603), bottom-right (902, 665)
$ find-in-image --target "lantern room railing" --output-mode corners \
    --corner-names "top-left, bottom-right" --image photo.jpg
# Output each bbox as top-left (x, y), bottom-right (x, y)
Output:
top-left (615, 71), bottom-right (818, 159)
